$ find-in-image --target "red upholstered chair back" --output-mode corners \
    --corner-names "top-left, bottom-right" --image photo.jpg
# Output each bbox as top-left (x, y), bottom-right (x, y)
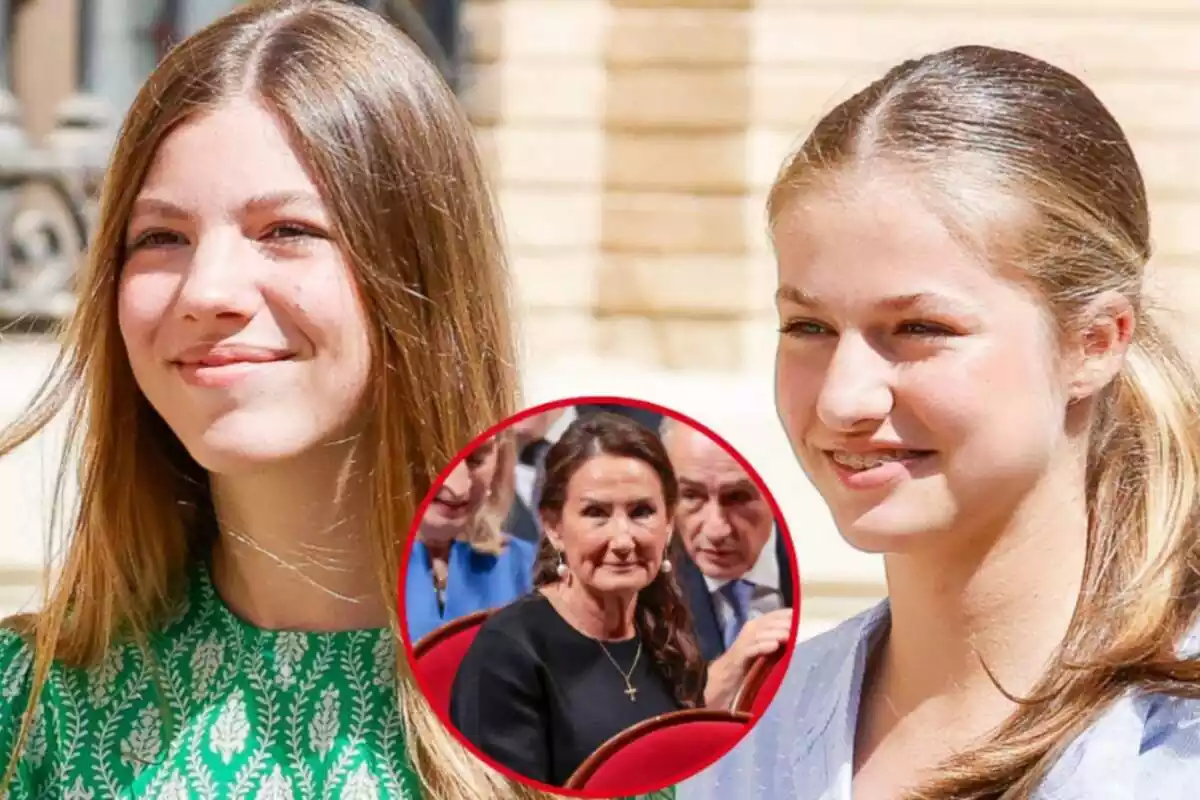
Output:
top-left (731, 647), bottom-right (788, 716)
top-left (564, 709), bottom-right (752, 793)
top-left (411, 610), bottom-right (492, 717)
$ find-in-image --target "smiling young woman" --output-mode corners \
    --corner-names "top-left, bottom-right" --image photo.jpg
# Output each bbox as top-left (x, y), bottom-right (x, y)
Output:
top-left (682, 44), bottom-right (1200, 800)
top-left (0, 2), bottom-right (607, 799)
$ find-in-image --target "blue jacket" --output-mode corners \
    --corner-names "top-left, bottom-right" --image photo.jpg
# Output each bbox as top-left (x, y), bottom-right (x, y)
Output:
top-left (405, 536), bottom-right (536, 644)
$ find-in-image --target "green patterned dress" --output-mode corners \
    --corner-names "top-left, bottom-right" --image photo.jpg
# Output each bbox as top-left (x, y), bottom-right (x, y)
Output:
top-left (0, 565), bottom-right (419, 799)
top-left (0, 564), bottom-right (676, 799)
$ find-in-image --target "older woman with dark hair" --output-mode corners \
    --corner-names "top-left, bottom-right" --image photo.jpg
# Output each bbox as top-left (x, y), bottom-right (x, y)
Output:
top-left (448, 412), bottom-right (708, 787)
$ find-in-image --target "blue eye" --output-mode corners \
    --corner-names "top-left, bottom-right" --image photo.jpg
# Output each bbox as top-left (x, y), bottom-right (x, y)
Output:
top-left (129, 230), bottom-right (187, 250)
top-left (778, 319), bottom-right (832, 337)
top-left (263, 224), bottom-right (324, 241)
top-left (897, 321), bottom-right (955, 337)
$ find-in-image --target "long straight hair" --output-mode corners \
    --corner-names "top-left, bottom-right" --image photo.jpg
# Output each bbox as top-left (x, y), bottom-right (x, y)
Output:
top-left (769, 45), bottom-right (1200, 799)
top-left (0, 3), bottom-right (566, 799)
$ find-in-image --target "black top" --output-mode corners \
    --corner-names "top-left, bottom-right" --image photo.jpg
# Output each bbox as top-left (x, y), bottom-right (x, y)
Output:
top-left (449, 592), bottom-right (687, 786)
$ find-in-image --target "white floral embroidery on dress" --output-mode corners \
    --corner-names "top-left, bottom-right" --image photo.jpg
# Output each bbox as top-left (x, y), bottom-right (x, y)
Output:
top-left (309, 684), bottom-right (341, 760)
top-left (24, 703), bottom-right (47, 769)
top-left (120, 703), bottom-right (163, 774)
top-left (61, 776), bottom-right (96, 800)
top-left (275, 633), bottom-right (308, 690)
top-left (190, 634), bottom-right (225, 699)
top-left (0, 640), bottom-right (31, 701)
top-left (341, 762), bottom-right (381, 800)
top-left (87, 647), bottom-right (124, 708)
top-left (371, 635), bottom-right (393, 688)
top-left (209, 688), bottom-right (251, 765)
top-left (157, 771), bottom-right (191, 800)
top-left (259, 764), bottom-right (296, 800)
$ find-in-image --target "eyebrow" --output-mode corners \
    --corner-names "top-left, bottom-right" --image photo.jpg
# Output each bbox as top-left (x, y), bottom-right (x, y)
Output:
top-left (579, 495), bottom-right (656, 506)
top-left (775, 284), bottom-right (965, 313)
top-left (129, 190), bottom-right (326, 221)
top-left (718, 479), bottom-right (759, 495)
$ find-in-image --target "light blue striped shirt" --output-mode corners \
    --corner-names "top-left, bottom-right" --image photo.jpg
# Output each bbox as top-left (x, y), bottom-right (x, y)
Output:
top-left (681, 601), bottom-right (1200, 799)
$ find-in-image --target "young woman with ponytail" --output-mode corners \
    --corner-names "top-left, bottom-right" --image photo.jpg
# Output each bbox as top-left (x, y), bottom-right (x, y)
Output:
top-left (682, 44), bottom-right (1200, 800)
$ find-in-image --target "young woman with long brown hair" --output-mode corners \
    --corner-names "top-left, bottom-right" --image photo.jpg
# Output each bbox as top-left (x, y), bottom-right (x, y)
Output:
top-left (682, 45), bottom-right (1200, 800)
top-left (0, 2), bottom-right (665, 798)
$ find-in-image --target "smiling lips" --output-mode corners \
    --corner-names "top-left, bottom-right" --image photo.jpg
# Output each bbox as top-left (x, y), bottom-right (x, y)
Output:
top-left (431, 495), bottom-right (470, 518)
top-left (823, 446), bottom-right (936, 490)
top-left (173, 344), bottom-right (294, 388)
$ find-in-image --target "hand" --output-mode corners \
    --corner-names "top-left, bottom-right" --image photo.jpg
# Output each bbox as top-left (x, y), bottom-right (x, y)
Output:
top-left (703, 608), bottom-right (793, 710)
top-left (726, 608), bottom-right (793, 666)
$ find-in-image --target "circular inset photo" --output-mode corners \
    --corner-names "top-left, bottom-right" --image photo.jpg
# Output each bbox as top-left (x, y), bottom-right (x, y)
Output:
top-left (399, 397), bottom-right (800, 796)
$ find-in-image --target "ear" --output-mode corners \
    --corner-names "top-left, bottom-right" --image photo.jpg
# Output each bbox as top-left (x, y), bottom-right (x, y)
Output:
top-left (1064, 291), bottom-right (1136, 402)
top-left (540, 511), bottom-right (564, 552)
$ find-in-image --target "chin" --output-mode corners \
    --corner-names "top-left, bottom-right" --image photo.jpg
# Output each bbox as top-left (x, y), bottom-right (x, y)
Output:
top-left (593, 573), bottom-right (652, 596)
top-left (694, 559), bottom-right (743, 581)
top-left (179, 422), bottom-right (327, 475)
top-left (833, 502), bottom-right (956, 556)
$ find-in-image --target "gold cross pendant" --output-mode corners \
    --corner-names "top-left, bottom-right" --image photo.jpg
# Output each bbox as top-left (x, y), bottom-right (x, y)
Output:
top-left (624, 685), bottom-right (638, 702)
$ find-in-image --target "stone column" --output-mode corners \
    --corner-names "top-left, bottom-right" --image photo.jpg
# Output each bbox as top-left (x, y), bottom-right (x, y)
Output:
top-left (468, 0), bottom-right (609, 370)
top-left (48, 0), bottom-right (112, 160)
top-left (0, 0), bottom-right (28, 152)
top-left (596, 0), bottom-right (756, 372)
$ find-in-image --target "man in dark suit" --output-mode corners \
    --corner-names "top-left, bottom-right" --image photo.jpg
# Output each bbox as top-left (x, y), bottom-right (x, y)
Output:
top-left (503, 403), bottom-right (665, 543)
top-left (661, 418), bottom-right (794, 668)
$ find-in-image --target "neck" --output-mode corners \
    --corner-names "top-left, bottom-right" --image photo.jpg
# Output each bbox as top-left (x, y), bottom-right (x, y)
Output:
top-left (873, 458), bottom-right (1089, 736)
top-left (419, 530), bottom-right (455, 560)
top-left (549, 579), bottom-right (638, 641)
top-left (208, 443), bottom-right (388, 632)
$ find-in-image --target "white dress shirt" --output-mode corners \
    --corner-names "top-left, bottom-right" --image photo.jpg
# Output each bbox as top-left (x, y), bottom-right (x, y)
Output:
top-left (702, 526), bottom-right (784, 637)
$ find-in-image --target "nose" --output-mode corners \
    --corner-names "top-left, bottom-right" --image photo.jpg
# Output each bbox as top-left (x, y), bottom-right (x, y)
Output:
top-left (699, 500), bottom-right (733, 544)
top-left (173, 230), bottom-right (262, 325)
top-left (609, 515), bottom-right (636, 551)
top-left (816, 333), bottom-right (894, 432)
top-left (440, 462), bottom-right (470, 499)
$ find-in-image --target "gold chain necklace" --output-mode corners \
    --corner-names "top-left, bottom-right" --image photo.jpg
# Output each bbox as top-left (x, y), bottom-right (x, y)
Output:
top-left (596, 638), bottom-right (642, 702)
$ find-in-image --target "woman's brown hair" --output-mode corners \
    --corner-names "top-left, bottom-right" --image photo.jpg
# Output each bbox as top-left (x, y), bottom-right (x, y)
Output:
top-left (769, 45), bottom-right (1200, 799)
top-left (533, 412), bottom-right (707, 709)
top-left (0, 3), bottom-right (572, 799)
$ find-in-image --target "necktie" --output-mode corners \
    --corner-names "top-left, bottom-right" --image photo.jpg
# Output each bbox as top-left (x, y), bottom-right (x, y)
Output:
top-left (719, 579), bottom-right (754, 650)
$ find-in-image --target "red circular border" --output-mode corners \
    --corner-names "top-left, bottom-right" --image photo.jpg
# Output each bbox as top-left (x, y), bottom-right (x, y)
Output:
top-left (397, 394), bottom-right (802, 797)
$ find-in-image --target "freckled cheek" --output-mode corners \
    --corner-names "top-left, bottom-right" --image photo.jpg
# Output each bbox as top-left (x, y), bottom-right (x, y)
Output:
top-left (117, 272), bottom-right (179, 360)
top-left (775, 350), bottom-right (824, 441)
top-left (899, 353), bottom-right (1056, 450)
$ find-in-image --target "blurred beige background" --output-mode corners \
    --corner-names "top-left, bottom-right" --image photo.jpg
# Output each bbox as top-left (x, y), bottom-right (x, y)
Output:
top-left (1, 0), bottom-right (1197, 640)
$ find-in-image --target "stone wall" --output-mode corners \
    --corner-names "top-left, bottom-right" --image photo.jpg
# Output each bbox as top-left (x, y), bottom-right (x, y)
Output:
top-left (465, 0), bottom-right (1200, 375)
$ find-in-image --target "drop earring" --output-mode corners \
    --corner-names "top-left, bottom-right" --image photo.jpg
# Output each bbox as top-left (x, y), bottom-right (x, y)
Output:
top-left (555, 550), bottom-right (569, 579)
top-left (660, 557), bottom-right (672, 574)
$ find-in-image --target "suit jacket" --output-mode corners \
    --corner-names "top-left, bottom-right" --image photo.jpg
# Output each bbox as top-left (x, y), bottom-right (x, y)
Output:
top-left (674, 531), bottom-right (794, 663)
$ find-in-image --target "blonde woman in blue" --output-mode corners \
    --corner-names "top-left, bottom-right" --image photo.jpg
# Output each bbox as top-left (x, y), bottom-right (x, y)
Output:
top-left (683, 45), bottom-right (1200, 800)
top-left (406, 434), bottom-right (536, 644)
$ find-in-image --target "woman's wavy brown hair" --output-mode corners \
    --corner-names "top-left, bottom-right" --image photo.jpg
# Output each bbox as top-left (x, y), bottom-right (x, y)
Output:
top-left (769, 44), bottom-right (1200, 799)
top-left (0, 3), bottom-right (575, 799)
top-left (533, 412), bottom-right (707, 709)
